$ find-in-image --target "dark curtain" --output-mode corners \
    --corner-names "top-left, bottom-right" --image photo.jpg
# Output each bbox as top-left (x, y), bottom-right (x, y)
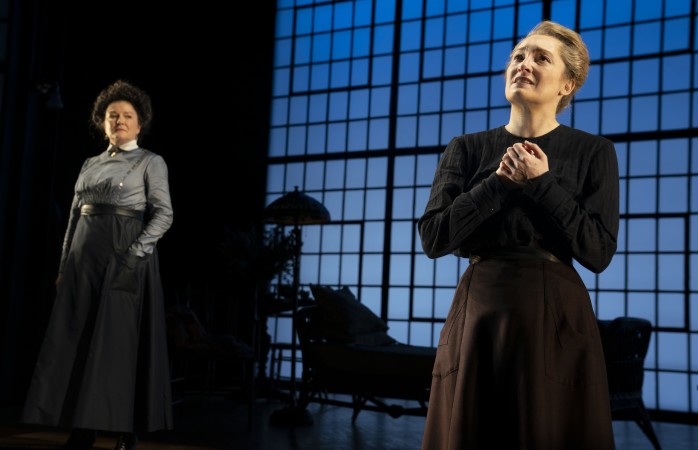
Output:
top-left (0, 0), bottom-right (275, 412)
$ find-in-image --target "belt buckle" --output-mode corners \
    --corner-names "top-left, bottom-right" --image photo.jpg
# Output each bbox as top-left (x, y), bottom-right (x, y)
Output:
top-left (469, 255), bottom-right (481, 264)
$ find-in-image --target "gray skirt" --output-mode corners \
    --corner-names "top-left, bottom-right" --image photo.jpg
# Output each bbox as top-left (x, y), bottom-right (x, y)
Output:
top-left (421, 258), bottom-right (614, 450)
top-left (22, 213), bottom-right (172, 433)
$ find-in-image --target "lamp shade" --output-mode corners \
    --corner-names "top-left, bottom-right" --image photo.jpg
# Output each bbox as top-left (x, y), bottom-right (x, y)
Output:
top-left (263, 186), bottom-right (331, 225)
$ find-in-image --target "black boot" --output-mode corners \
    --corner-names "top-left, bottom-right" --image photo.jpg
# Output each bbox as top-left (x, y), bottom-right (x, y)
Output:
top-left (114, 433), bottom-right (138, 450)
top-left (62, 428), bottom-right (96, 450)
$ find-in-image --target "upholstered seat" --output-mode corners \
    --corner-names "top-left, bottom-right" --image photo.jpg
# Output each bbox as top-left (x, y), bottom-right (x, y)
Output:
top-left (295, 285), bottom-right (436, 422)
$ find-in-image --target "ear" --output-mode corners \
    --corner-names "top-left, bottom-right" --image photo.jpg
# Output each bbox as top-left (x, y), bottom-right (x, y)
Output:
top-left (560, 78), bottom-right (575, 96)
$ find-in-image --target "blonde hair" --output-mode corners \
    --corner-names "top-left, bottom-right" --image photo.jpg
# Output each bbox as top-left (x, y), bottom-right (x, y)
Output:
top-left (509, 21), bottom-right (590, 113)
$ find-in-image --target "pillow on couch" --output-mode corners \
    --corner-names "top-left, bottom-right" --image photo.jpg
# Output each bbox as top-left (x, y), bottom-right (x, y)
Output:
top-left (309, 284), bottom-right (396, 346)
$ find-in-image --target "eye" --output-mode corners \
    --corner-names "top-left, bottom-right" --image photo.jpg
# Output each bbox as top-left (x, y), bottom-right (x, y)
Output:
top-left (537, 54), bottom-right (551, 63)
top-left (512, 53), bottom-right (524, 62)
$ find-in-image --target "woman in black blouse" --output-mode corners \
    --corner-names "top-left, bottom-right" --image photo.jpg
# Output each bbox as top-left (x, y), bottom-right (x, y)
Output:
top-left (22, 80), bottom-right (173, 450)
top-left (418, 21), bottom-right (618, 449)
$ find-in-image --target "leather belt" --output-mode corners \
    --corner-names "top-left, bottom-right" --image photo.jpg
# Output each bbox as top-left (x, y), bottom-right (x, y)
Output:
top-left (469, 246), bottom-right (564, 264)
top-left (80, 203), bottom-right (145, 221)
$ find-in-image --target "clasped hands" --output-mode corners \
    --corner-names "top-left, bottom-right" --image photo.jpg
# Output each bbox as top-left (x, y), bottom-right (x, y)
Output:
top-left (496, 140), bottom-right (549, 188)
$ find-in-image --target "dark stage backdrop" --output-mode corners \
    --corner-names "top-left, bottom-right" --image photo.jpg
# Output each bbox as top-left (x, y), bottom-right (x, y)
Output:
top-left (0, 1), bottom-right (275, 409)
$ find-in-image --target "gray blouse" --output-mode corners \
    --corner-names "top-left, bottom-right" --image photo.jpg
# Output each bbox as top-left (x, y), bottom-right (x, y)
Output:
top-left (59, 146), bottom-right (174, 272)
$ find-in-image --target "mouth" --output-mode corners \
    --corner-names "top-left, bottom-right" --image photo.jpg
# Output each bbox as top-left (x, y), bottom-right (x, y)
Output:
top-left (512, 76), bottom-right (534, 85)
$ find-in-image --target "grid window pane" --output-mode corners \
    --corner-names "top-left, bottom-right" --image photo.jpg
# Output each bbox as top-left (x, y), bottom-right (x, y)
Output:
top-left (658, 218), bottom-right (684, 251)
top-left (371, 56), bottom-right (393, 86)
top-left (658, 332), bottom-right (688, 371)
top-left (444, 46), bottom-right (467, 76)
top-left (363, 221), bottom-right (385, 252)
top-left (627, 219), bottom-right (655, 252)
top-left (660, 139), bottom-right (689, 175)
top-left (635, 0), bottom-right (662, 21)
top-left (659, 177), bottom-right (688, 212)
top-left (425, 17), bottom-right (444, 48)
top-left (266, 1), bottom-right (698, 416)
top-left (628, 178), bottom-right (657, 213)
top-left (597, 292), bottom-right (625, 320)
top-left (658, 372), bottom-right (689, 411)
top-left (632, 59), bottom-right (659, 95)
top-left (414, 255), bottom-right (435, 286)
top-left (630, 96), bottom-right (659, 131)
top-left (344, 190), bottom-right (365, 220)
top-left (633, 22), bottom-right (661, 55)
top-left (393, 188), bottom-right (415, 219)
top-left (467, 44), bottom-right (491, 73)
top-left (628, 292), bottom-right (655, 324)
top-left (603, 62), bottom-right (630, 97)
top-left (400, 52), bottom-right (421, 82)
top-left (423, 50), bottom-right (444, 78)
top-left (551, 0), bottom-right (577, 27)
top-left (657, 293), bottom-right (684, 328)
top-left (658, 255), bottom-right (684, 291)
top-left (418, 114), bottom-right (440, 146)
top-left (604, 26), bottom-right (631, 58)
top-left (628, 254), bottom-right (655, 290)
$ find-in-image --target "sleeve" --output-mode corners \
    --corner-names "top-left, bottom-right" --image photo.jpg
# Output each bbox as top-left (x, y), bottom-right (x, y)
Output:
top-left (522, 140), bottom-right (619, 273)
top-left (417, 136), bottom-right (514, 259)
top-left (58, 193), bottom-right (81, 273)
top-left (129, 155), bottom-right (174, 257)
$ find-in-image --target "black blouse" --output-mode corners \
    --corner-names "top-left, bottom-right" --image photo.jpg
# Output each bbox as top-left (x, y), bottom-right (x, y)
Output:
top-left (417, 125), bottom-right (619, 273)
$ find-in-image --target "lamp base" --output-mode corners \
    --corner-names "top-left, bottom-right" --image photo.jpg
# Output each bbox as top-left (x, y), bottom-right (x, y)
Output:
top-left (269, 404), bottom-right (314, 427)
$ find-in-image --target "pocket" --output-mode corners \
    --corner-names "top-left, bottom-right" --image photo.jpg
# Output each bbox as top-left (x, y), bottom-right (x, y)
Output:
top-left (543, 267), bottom-right (605, 387)
top-left (437, 267), bottom-right (473, 347)
top-left (437, 297), bottom-right (464, 348)
top-left (109, 252), bottom-right (144, 295)
top-left (432, 266), bottom-right (474, 380)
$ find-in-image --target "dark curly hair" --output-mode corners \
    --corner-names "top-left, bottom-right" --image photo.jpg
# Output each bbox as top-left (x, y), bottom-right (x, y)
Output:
top-left (91, 79), bottom-right (153, 141)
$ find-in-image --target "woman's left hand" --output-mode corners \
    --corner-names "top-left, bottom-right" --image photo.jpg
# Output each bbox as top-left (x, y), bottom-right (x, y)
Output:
top-left (496, 140), bottom-right (549, 186)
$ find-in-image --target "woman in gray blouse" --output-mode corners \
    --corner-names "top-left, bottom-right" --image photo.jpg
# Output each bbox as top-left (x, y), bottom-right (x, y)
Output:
top-left (22, 80), bottom-right (173, 450)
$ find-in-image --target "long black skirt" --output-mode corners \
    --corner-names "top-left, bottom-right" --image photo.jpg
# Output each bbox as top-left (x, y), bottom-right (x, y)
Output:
top-left (22, 213), bottom-right (173, 433)
top-left (421, 258), bottom-right (615, 450)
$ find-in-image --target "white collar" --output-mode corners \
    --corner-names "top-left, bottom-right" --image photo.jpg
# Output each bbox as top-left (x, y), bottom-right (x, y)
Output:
top-left (107, 139), bottom-right (139, 152)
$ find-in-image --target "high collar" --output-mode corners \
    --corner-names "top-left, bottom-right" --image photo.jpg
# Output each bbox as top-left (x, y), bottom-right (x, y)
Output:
top-left (106, 139), bottom-right (139, 153)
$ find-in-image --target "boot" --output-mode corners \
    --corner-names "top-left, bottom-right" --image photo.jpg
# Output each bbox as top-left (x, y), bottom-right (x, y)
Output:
top-left (62, 428), bottom-right (96, 450)
top-left (114, 433), bottom-right (138, 450)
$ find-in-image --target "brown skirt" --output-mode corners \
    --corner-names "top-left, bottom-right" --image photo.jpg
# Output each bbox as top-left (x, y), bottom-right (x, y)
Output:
top-left (421, 258), bottom-right (615, 450)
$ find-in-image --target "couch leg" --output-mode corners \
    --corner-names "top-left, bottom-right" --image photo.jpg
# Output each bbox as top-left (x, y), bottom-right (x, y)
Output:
top-left (352, 395), bottom-right (368, 423)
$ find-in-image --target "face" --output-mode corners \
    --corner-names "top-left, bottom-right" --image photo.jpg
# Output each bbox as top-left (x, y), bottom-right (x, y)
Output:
top-left (103, 101), bottom-right (141, 146)
top-left (504, 34), bottom-right (574, 112)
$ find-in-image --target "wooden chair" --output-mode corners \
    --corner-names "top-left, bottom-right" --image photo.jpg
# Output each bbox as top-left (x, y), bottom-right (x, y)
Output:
top-left (165, 304), bottom-right (256, 430)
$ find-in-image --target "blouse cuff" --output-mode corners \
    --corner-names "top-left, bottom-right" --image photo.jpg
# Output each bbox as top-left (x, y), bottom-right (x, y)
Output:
top-left (466, 172), bottom-right (512, 219)
top-left (522, 171), bottom-right (568, 212)
top-left (128, 243), bottom-right (148, 257)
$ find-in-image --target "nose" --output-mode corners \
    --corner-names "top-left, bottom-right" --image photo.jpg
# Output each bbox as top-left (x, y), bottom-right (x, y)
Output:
top-left (517, 57), bottom-right (532, 73)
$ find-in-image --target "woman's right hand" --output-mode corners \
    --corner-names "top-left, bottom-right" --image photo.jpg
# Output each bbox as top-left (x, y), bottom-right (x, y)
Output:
top-left (111, 252), bottom-right (146, 295)
top-left (55, 273), bottom-right (63, 289)
top-left (496, 140), bottom-right (549, 187)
